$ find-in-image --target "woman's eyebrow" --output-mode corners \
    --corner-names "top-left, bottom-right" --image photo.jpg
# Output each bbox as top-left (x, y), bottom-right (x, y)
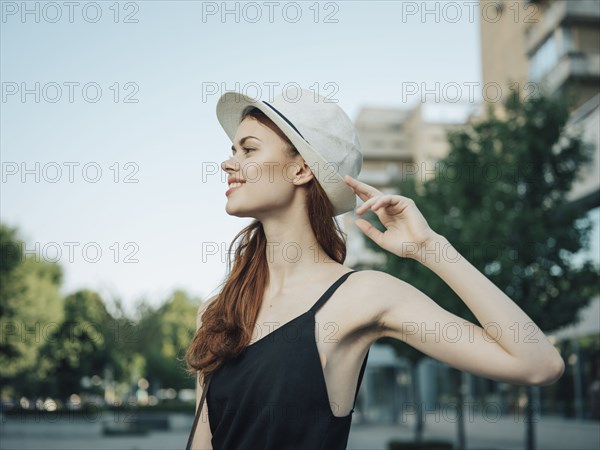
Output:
top-left (231, 136), bottom-right (261, 153)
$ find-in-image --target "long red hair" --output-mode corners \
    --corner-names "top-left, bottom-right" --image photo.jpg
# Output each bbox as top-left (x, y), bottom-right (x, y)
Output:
top-left (184, 107), bottom-right (349, 384)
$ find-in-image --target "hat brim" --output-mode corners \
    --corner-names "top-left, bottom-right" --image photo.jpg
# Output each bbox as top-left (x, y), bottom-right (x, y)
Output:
top-left (215, 91), bottom-right (356, 216)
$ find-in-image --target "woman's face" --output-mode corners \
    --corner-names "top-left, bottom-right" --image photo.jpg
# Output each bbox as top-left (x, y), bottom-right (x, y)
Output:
top-left (221, 116), bottom-right (309, 219)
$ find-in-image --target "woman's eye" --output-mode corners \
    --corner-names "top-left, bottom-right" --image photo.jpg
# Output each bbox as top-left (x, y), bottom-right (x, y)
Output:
top-left (243, 147), bottom-right (255, 153)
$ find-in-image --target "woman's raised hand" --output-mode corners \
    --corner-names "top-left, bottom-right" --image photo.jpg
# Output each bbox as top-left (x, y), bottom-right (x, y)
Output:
top-left (343, 175), bottom-right (440, 260)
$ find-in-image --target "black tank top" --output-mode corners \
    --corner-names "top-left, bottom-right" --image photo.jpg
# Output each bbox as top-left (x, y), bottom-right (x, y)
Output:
top-left (206, 270), bottom-right (369, 450)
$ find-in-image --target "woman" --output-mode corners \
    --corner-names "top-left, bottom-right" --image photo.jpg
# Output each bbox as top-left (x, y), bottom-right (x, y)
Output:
top-left (185, 88), bottom-right (565, 450)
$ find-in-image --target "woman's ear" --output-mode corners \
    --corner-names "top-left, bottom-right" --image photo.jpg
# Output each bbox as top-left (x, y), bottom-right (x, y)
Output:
top-left (293, 164), bottom-right (314, 185)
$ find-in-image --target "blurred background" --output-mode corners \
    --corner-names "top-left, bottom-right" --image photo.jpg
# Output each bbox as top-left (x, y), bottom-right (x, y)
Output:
top-left (1, 1), bottom-right (598, 449)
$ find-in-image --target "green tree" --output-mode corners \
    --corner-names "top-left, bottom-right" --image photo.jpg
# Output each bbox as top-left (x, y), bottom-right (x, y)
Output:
top-left (136, 290), bottom-right (200, 392)
top-left (0, 224), bottom-right (64, 388)
top-left (362, 92), bottom-right (598, 448)
top-left (37, 289), bottom-right (114, 401)
top-left (103, 295), bottom-right (144, 391)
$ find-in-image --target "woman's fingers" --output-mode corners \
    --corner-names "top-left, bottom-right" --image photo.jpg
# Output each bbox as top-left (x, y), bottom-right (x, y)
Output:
top-left (372, 195), bottom-right (401, 212)
top-left (343, 175), bottom-right (383, 201)
top-left (355, 217), bottom-right (384, 243)
top-left (356, 194), bottom-right (407, 215)
top-left (356, 194), bottom-right (389, 214)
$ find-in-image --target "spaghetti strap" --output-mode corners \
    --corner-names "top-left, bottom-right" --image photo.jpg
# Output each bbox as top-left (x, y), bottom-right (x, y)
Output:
top-left (309, 270), bottom-right (357, 314)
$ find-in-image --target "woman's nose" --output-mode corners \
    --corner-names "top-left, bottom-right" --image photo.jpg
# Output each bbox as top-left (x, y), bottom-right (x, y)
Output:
top-left (221, 158), bottom-right (233, 172)
top-left (221, 157), bottom-right (242, 173)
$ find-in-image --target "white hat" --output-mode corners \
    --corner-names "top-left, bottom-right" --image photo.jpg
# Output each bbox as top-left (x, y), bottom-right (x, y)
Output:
top-left (215, 88), bottom-right (363, 216)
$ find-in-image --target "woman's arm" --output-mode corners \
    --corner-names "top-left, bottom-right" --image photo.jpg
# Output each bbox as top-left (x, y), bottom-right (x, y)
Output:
top-left (343, 175), bottom-right (565, 386)
top-left (363, 245), bottom-right (564, 385)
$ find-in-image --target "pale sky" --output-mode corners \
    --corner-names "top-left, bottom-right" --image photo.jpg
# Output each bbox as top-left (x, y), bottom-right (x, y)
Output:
top-left (2, 1), bottom-right (500, 314)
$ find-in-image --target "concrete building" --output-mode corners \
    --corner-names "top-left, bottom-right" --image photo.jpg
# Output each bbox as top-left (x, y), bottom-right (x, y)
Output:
top-left (479, 0), bottom-right (600, 114)
top-left (524, 0), bottom-right (600, 109)
top-left (480, 0), bottom-right (532, 116)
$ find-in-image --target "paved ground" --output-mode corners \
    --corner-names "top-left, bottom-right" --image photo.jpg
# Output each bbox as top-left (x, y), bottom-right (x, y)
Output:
top-left (1, 414), bottom-right (598, 449)
top-left (349, 415), bottom-right (600, 450)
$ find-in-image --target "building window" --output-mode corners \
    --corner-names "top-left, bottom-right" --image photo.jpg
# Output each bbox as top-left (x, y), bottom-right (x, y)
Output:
top-left (529, 33), bottom-right (559, 82)
top-left (529, 26), bottom-right (573, 82)
top-left (556, 26), bottom-right (573, 56)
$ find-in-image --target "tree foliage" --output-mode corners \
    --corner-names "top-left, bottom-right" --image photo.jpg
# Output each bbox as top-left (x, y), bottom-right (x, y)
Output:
top-left (135, 290), bottom-right (200, 391)
top-left (0, 224), bottom-right (64, 380)
top-left (1, 222), bottom-right (202, 401)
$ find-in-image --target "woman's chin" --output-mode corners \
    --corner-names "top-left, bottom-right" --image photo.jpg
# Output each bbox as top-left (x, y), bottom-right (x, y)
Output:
top-left (225, 204), bottom-right (253, 218)
top-left (224, 205), bottom-right (238, 216)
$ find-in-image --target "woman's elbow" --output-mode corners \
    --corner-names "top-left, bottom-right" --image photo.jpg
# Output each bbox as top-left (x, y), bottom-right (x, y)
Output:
top-left (528, 356), bottom-right (565, 386)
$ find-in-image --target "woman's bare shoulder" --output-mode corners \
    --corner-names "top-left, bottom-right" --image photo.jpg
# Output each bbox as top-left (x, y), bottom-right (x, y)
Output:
top-left (338, 269), bottom-right (401, 333)
top-left (346, 268), bottom-right (399, 293)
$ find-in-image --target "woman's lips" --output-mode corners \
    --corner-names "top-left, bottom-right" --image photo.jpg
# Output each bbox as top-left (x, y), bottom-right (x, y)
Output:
top-left (225, 183), bottom-right (244, 196)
